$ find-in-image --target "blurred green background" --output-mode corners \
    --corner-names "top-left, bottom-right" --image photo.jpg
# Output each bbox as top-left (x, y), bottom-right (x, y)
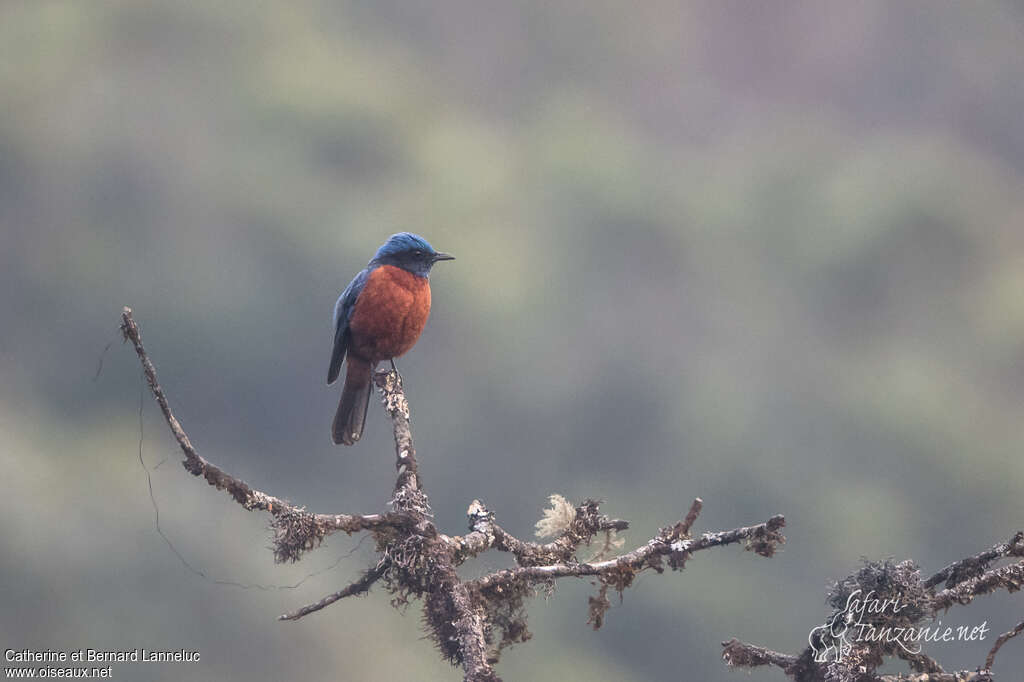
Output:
top-left (2, 1), bottom-right (1023, 680)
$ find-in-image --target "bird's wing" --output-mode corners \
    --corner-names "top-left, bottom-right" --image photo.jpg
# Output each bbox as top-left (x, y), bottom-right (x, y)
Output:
top-left (328, 267), bottom-right (371, 384)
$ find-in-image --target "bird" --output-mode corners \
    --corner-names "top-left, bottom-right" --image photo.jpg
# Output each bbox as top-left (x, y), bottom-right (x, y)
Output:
top-left (328, 232), bottom-right (454, 445)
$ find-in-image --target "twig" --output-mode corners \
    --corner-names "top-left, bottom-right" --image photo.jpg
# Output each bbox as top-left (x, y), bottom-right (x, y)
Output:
top-left (925, 532), bottom-right (1024, 589)
top-left (449, 499), bottom-right (630, 567)
top-left (472, 514), bottom-right (785, 591)
top-left (984, 620), bottom-right (1024, 671)
top-left (876, 673), bottom-right (992, 681)
top-left (931, 560), bottom-right (1024, 611)
top-left (721, 638), bottom-right (798, 672)
top-left (120, 307), bottom-right (411, 564)
top-left (672, 497), bottom-right (704, 539)
top-left (279, 562), bottom-right (387, 621)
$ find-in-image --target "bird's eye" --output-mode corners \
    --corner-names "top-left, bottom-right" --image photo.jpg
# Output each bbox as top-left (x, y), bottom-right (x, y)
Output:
top-left (413, 250), bottom-right (424, 257)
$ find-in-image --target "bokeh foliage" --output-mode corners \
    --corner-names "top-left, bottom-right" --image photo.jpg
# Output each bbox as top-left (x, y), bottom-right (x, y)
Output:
top-left (1, 1), bottom-right (1023, 680)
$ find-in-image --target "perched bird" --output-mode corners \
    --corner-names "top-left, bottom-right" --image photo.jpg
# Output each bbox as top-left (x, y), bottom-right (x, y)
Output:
top-left (328, 232), bottom-right (454, 445)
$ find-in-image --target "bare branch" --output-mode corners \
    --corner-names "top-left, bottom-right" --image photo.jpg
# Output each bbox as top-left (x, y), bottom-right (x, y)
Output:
top-left (121, 307), bottom-right (412, 565)
top-left (672, 497), bottom-right (703, 539)
top-left (985, 620), bottom-right (1024, 671)
top-left (121, 307), bottom-right (283, 513)
top-left (279, 562), bottom-right (388, 621)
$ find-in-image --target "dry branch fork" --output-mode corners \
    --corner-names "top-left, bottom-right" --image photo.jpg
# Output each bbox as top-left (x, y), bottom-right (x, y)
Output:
top-left (120, 307), bottom-right (785, 682)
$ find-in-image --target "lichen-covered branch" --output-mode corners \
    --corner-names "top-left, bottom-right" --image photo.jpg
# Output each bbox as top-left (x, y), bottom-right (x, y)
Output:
top-left (447, 498), bottom-right (629, 567)
top-left (453, 501), bottom-right (783, 657)
top-left (470, 512), bottom-right (785, 591)
top-left (121, 307), bottom-right (785, 682)
top-left (721, 641), bottom-right (1000, 682)
top-left (721, 639), bottom-right (799, 672)
top-left (373, 370), bottom-right (427, 515)
top-left (925, 532), bottom-right (1024, 589)
top-left (120, 307), bottom-right (412, 564)
top-left (122, 308), bottom-right (497, 680)
top-left (877, 673), bottom-right (993, 682)
top-left (931, 560), bottom-right (1024, 611)
top-left (723, 538), bottom-right (1024, 682)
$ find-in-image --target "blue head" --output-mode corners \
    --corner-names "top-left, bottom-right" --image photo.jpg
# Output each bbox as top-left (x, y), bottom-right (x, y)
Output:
top-left (370, 232), bottom-right (454, 277)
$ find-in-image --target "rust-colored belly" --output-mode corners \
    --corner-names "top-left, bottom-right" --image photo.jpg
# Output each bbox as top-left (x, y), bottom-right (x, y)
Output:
top-left (348, 265), bottom-right (432, 361)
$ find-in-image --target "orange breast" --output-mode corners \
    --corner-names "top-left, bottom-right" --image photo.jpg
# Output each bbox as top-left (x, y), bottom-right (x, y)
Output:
top-left (348, 265), bottom-right (432, 361)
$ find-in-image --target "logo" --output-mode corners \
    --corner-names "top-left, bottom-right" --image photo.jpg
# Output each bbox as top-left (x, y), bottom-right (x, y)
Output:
top-left (808, 589), bottom-right (989, 664)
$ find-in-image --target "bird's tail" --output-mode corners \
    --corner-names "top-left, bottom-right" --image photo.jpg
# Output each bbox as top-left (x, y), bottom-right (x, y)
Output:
top-left (332, 357), bottom-right (375, 446)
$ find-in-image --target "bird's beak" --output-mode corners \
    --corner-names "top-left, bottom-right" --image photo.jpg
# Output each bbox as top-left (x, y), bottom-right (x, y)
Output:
top-left (432, 252), bottom-right (455, 262)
